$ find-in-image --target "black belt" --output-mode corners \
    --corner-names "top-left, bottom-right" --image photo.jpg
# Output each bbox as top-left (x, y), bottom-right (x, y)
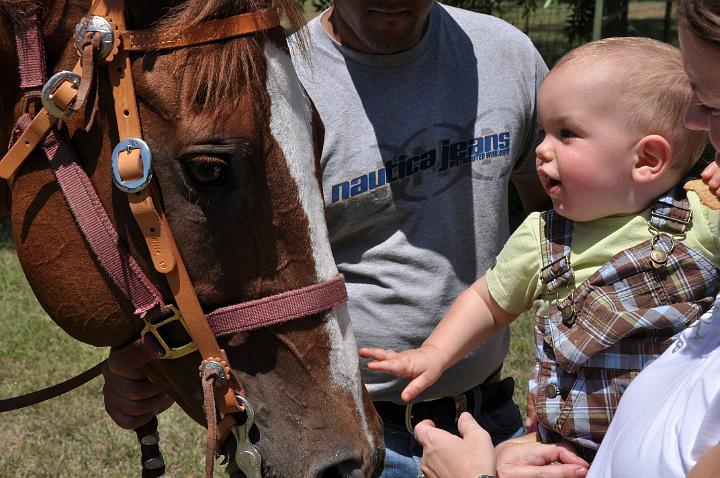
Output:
top-left (373, 368), bottom-right (515, 434)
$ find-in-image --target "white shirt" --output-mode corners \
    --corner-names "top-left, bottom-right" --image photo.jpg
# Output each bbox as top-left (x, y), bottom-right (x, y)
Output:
top-left (588, 295), bottom-right (720, 477)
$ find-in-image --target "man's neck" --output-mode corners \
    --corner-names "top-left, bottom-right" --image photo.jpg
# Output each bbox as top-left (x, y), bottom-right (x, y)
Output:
top-left (320, 6), bottom-right (429, 55)
top-left (321, 7), bottom-right (375, 54)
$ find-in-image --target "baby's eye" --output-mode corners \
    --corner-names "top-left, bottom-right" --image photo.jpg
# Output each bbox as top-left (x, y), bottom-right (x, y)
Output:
top-left (560, 128), bottom-right (577, 139)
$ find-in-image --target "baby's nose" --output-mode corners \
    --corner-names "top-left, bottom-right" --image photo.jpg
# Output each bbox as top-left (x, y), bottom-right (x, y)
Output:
top-left (535, 140), bottom-right (553, 162)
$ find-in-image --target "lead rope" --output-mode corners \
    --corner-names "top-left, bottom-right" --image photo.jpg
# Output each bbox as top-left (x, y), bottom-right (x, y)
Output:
top-left (201, 370), bottom-right (221, 478)
top-left (77, 31), bottom-right (101, 132)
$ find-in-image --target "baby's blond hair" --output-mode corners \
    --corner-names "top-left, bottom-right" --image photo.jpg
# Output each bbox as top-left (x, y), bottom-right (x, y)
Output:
top-left (553, 37), bottom-right (707, 174)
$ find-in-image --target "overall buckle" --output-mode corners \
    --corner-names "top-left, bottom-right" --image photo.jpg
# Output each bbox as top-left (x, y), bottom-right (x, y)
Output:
top-left (141, 305), bottom-right (197, 359)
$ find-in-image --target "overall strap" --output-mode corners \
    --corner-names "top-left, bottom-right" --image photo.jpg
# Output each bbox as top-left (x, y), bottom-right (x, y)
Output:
top-left (539, 210), bottom-right (575, 292)
top-left (649, 185), bottom-right (692, 235)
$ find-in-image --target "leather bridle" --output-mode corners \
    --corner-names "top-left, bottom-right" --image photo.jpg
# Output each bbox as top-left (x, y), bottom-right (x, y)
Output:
top-left (0, 2), bottom-right (347, 477)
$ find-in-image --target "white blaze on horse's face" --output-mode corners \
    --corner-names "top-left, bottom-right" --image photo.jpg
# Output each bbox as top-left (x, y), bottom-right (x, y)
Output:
top-left (263, 41), bottom-right (377, 452)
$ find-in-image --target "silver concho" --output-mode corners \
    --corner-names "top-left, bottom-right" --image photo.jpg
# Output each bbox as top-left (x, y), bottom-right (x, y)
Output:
top-left (74, 16), bottom-right (115, 59)
top-left (200, 360), bottom-right (228, 388)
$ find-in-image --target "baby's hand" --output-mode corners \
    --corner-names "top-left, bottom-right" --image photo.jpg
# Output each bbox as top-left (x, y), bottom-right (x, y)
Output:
top-left (359, 345), bottom-right (448, 402)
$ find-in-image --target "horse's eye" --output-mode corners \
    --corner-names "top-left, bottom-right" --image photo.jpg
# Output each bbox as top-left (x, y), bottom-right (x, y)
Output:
top-left (182, 155), bottom-right (229, 188)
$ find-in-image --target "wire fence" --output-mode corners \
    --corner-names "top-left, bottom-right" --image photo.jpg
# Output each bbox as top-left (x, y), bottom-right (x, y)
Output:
top-left (488, 0), bottom-right (675, 66)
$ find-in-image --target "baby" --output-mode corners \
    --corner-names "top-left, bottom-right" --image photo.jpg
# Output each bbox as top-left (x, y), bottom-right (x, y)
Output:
top-left (361, 37), bottom-right (720, 458)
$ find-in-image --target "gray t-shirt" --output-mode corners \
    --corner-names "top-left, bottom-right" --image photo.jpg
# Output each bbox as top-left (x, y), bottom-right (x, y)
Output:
top-left (291, 3), bottom-right (547, 402)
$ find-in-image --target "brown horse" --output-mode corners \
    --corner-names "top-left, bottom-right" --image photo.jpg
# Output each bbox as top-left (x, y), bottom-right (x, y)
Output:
top-left (0, 1), bottom-right (383, 476)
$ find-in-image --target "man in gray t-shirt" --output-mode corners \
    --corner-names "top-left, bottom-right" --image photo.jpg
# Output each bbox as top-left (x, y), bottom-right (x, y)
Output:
top-left (291, 1), bottom-right (548, 476)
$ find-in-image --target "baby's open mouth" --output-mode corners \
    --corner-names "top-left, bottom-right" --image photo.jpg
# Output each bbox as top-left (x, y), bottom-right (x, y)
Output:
top-left (547, 177), bottom-right (561, 187)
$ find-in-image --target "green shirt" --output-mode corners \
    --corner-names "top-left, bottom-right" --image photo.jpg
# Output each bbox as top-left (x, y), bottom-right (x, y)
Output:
top-left (486, 191), bottom-right (720, 317)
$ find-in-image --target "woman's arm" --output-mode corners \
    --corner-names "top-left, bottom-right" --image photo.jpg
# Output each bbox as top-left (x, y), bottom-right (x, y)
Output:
top-left (687, 443), bottom-right (720, 478)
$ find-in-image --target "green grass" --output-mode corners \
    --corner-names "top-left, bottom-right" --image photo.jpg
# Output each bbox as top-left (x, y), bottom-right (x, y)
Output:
top-left (506, 313), bottom-right (534, 416)
top-left (0, 212), bottom-right (537, 476)
top-left (0, 219), bottom-right (219, 477)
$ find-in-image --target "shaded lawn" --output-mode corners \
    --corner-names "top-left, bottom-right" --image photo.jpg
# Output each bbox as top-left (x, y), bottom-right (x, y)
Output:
top-left (0, 219), bottom-right (220, 477)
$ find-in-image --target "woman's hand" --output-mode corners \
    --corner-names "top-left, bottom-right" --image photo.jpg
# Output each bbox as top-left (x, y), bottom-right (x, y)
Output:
top-left (413, 412), bottom-right (590, 478)
top-left (101, 350), bottom-right (174, 429)
top-left (414, 412), bottom-right (495, 478)
top-left (359, 344), bottom-right (449, 402)
top-left (495, 439), bottom-right (590, 478)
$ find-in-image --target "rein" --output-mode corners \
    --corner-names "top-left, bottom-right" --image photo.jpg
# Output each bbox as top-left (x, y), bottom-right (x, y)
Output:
top-left (0, 3), bottom-right (347, 477)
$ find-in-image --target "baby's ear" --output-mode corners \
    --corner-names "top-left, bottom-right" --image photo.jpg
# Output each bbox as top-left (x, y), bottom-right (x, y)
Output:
top-left (632, 134), bottom-right (672, 183)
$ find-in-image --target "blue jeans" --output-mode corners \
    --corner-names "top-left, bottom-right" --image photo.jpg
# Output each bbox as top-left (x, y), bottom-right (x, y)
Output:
top-left (379, 398), bottom-right (525, 478)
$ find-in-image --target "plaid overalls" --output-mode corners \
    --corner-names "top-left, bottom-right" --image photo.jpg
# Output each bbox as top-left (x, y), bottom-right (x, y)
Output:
top-left (530, 186), bottom-right (720, 459)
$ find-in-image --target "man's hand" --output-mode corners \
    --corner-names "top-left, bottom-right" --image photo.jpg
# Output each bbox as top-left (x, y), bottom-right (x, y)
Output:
top-left (495, 440), bottom-right (589, 478)
top-left (359, 345), bottom-right (448, 402)
top-left (414, 412), bottom-right (495, 478)
top-left (101, 351), bottom-right (174, 429)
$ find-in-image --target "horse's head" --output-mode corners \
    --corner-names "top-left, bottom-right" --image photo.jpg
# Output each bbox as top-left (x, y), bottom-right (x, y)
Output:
top-left (0, 0), bottom-right (383, 476)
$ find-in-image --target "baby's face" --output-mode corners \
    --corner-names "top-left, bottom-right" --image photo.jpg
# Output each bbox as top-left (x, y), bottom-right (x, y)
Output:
top-left (536, 65), bottom-right (640, 222)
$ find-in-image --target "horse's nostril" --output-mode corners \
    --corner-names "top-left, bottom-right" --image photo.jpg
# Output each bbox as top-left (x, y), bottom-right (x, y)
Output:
top-left (319, 459), bottom-right (364, 478)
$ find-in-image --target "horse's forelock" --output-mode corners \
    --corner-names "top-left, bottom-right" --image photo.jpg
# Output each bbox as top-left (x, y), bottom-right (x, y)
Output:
top-left (158, 0), bottom-right (306, 117)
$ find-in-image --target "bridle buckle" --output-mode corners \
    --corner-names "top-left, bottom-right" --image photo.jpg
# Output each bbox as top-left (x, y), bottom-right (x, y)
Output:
top-left (111, 138), bottom-right (153, 192)
top-left (41, 71), bottom-right (81, 118)
top-left (141, 305), bottom-right (197, 360)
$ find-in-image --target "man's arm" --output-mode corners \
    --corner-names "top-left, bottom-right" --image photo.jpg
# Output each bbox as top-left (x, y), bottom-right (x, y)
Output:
top-left (687, 443), bottom-right (720, 478)
top-left (101, 350), bottom-right (174, 429)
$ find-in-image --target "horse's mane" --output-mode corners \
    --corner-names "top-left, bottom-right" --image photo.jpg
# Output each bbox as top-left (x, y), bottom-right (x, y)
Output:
top-left (0, 0), bottom-right (307, 116)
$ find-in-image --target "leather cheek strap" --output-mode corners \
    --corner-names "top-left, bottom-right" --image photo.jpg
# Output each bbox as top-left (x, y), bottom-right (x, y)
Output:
top-left (101, 0), bottom-right (244, 413)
